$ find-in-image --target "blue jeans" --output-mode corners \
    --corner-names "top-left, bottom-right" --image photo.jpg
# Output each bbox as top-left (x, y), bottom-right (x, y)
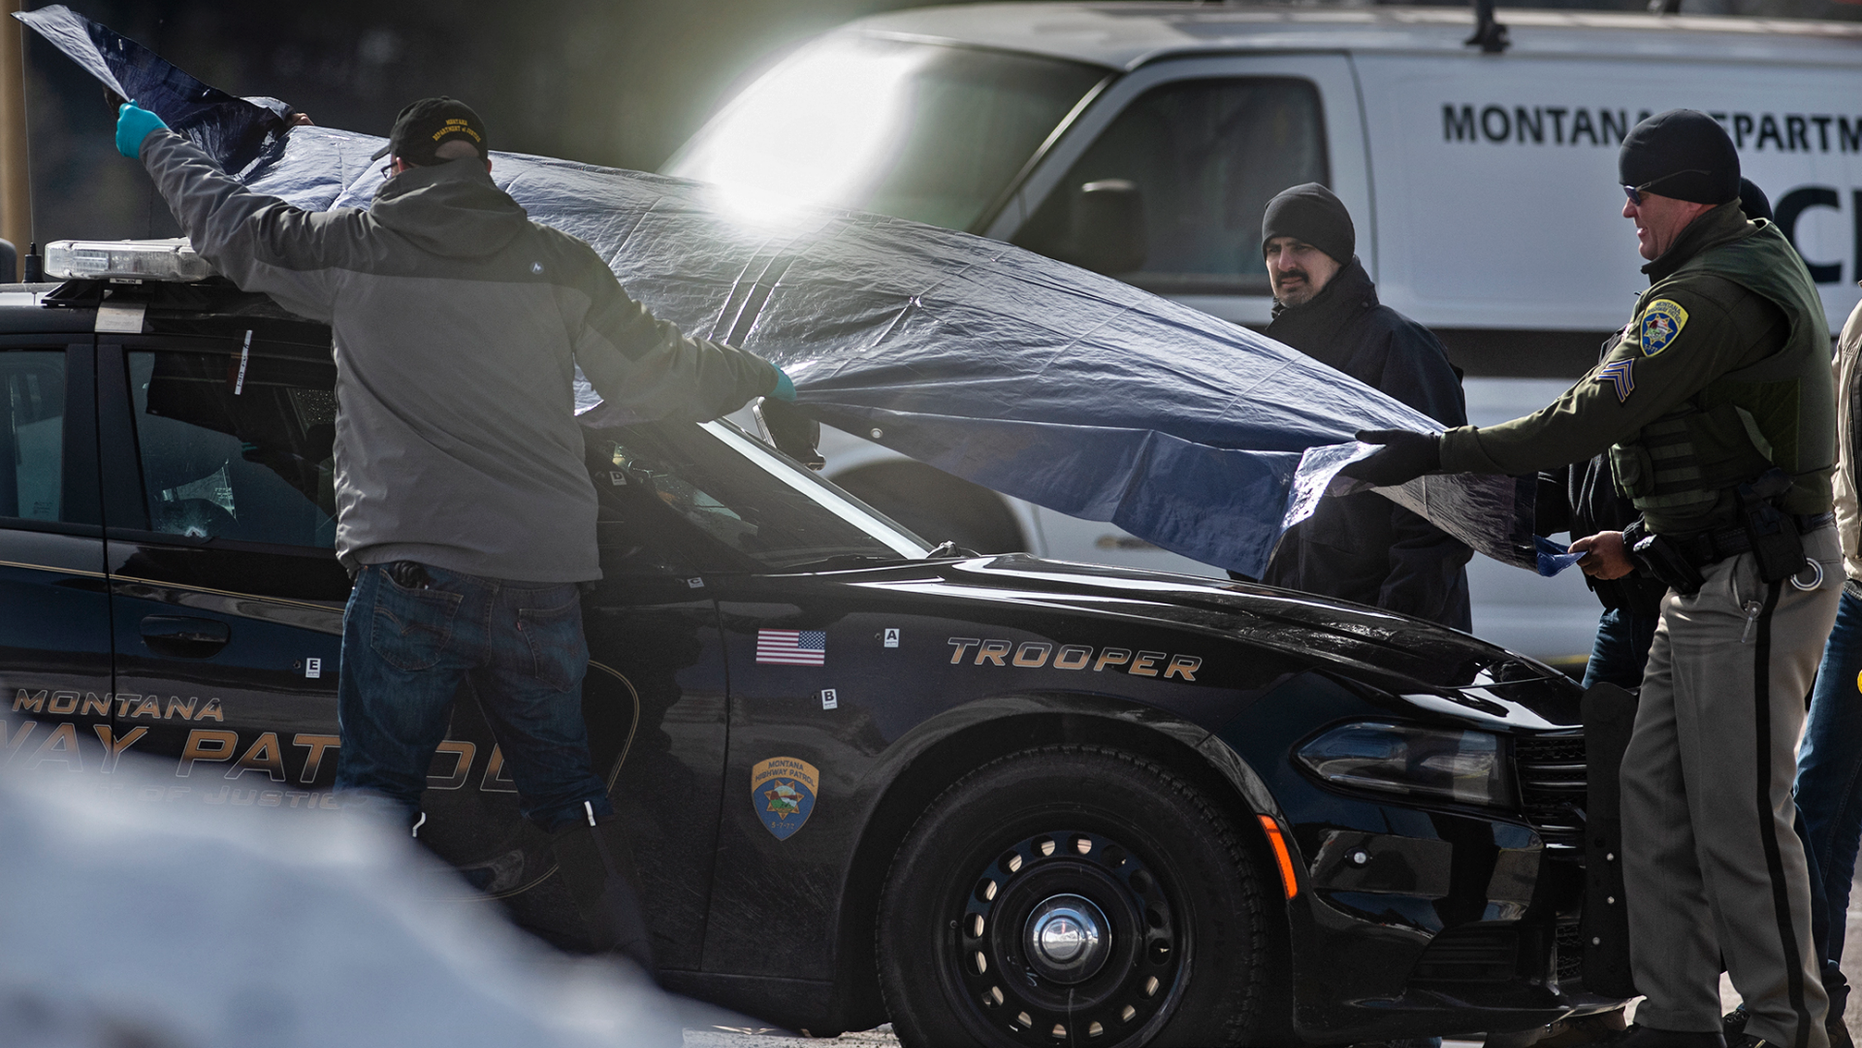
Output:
top-left (1582, 605), bottom-right (1660, 691)
top-left (1798, 583), bottom-right (1862, 968)
top-left (333, 563), bottom-right (614, 833)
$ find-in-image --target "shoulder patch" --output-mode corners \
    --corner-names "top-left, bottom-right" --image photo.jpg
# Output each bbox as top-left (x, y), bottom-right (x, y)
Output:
top-left (1639, 299), bottom-right (1689, 356)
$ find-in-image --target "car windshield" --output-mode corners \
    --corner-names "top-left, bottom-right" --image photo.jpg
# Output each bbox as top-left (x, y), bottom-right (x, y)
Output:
top-left (666, 35), bottom-right (1104, 231)
top-left (588, 418), bottom-right (934, 572)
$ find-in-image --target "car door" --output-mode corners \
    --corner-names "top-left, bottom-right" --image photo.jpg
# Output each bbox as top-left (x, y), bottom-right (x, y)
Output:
top-left (574, 423), bottom-right (749, 972)
top-left (97, 332), bottom-right (349, 810)
top-left (0, 333), bottom-right (113, 777)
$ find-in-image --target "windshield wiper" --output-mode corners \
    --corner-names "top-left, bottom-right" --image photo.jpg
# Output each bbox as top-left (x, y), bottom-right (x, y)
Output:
top-left (780, 542), bottom-right (978, 573)
top-left (780, 553), bottom-right (914, 572)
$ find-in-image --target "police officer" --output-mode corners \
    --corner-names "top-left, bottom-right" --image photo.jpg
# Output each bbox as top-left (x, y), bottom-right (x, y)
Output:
top-left (1347, 110), bottom-right (1840, 1048)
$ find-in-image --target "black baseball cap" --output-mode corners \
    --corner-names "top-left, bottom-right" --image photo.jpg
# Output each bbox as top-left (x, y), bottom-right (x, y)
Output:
top-left (370, 97), bottom-right (489, 165)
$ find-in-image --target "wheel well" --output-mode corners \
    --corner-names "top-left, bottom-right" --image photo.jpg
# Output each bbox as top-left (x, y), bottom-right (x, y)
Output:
top-left (831, 461), bottom-right (1024, 554)
top-left (829, 709), bottom-right (1293, 1033)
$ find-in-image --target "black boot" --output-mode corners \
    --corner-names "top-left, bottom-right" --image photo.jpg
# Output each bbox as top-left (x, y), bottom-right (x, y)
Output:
top-left (550, 805), bottom-right (656, 977)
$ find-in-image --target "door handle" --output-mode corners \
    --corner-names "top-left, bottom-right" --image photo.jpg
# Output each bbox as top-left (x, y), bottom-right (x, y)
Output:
top-left (139, 615), bottom-right (230, 658)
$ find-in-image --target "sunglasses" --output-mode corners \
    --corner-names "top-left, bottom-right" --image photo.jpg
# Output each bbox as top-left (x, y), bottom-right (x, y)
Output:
top-left (1622, 170), bottom-right (1713, 206)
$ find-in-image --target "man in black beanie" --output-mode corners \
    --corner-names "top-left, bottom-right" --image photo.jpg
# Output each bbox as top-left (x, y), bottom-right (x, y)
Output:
top-left (1347, 110), bottom-right (1839, 1048)
top-left (1254, 182), bottom-right (1472, 630)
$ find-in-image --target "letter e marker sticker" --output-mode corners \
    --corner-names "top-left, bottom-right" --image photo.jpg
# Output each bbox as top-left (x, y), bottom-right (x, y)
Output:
top-left (752, 757), bottom-right (819, 840)
top-left (304, 657), bottom-right (321, 680)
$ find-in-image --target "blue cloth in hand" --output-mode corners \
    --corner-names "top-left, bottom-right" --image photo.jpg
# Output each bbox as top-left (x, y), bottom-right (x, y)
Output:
top-left (1534, 535), bottom-right (1583, 577)
top-left (115, 101), bottom-right (167, 158)
top-left (771, 368), bottom-right (796, 402)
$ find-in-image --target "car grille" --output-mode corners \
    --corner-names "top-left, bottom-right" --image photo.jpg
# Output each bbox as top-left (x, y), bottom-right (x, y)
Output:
top-left (1554, 918), bottom-right (1583, 984)
top-left (1515, 732), bottom-right (1586, 849)
top-left (1409, 924), bottom-right (1520, 983)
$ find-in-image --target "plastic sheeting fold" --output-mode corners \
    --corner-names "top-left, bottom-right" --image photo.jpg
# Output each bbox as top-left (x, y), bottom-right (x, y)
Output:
top-left (21, 4), bottom-right (1537, 576)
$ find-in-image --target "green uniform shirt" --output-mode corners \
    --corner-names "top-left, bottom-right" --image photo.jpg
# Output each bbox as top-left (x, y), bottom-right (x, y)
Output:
top-left (1439, 202), bottom-right (1833, 535)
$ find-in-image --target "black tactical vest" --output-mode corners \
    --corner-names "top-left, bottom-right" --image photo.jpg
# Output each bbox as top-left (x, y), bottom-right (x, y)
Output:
top-left (1609, 218), bottom-right (1834, 536)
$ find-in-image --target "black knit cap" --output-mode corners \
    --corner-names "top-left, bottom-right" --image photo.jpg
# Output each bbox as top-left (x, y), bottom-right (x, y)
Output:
top-left (1619, 109), bottom-right (1739, 206)
top-left (1738, 177), bottom-right (1773, 222)
top-left (1261, 183), bottom-right (1355, 266)
top-left (370, 96), bottom-right (489, 165)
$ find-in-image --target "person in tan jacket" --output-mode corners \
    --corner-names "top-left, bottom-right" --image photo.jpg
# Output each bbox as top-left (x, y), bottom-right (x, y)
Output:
top-left (1793, 296), bottom-right (1862, 1046)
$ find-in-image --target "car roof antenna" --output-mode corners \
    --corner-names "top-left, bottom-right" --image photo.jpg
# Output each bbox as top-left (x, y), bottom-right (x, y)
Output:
top-left (1465, 0), bottom-right (1511, 53)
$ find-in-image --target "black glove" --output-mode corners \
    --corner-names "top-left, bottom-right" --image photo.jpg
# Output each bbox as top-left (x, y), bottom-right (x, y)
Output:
top-left (1339, 429), bottom-right (1441, 487)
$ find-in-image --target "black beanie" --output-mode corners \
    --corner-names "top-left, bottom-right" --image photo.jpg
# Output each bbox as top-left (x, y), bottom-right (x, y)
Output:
top-left (1261, 183), bottom-right (1355, 265)
top-left (1618, 109), bottom-right (1739, 206)
top-left (1738, 177), bottom-right (1772, 222)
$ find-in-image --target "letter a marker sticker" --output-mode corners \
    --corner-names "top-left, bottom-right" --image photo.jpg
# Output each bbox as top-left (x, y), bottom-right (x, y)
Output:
top-left (752, 756), bottom-right (819, 840)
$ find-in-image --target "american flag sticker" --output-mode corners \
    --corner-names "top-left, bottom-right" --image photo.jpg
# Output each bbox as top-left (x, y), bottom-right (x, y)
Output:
top-left (757, 629), bottom-right (827, 666)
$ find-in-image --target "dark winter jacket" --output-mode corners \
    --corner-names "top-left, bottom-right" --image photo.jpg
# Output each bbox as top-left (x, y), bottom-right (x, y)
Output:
top-left (140, 130), bottom-right (778, 582)
top-left (1260, 258), bottom-right (1473, 630)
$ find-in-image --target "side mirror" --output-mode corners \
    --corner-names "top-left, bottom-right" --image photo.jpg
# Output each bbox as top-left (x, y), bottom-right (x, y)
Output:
top-left (1069, 179), bottom-right (1146, 276)
top-left (752, 397), bottom-right (824, 470)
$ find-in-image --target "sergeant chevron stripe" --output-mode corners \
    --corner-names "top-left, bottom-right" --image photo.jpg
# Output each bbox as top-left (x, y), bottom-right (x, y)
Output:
top-left (1598, 359), bottom-right (1635, 402)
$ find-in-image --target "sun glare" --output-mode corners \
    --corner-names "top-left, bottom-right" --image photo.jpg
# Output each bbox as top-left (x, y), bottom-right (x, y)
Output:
top-left (684, 38), bottom-right (926, 223)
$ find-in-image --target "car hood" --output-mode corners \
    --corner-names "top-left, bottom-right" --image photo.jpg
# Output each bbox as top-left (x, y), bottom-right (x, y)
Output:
top-left (839, 554), bottom-right (1581, 728)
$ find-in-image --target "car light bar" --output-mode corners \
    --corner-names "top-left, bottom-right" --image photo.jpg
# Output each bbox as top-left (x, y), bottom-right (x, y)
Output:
top-left (43, 239), bottom-right (214, 282)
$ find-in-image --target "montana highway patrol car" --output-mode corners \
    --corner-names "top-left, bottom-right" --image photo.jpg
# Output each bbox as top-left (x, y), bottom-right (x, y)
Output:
top-left (3, 241), bottom-right (1611, 1046)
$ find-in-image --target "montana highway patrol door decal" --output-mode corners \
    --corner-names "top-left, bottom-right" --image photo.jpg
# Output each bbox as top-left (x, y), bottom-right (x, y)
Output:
top-left (752, 757), bottom-right (819, 840)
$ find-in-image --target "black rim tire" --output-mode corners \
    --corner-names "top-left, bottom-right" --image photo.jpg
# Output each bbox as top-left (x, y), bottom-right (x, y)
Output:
top-left (877, 745), bottom-right (1268, 1048)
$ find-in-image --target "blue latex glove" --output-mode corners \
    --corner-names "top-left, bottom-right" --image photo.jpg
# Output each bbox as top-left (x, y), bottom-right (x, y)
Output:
top-left (116, 101), bottom-right (168, 158)
top-left (770, 367), bottom-right (797, 402)
top-left (1533, 535), bottom-right (1584, 578)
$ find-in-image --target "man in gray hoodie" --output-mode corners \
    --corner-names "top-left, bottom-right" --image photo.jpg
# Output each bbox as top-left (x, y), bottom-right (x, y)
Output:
top-left (116, 97), bottom-right (790, 972)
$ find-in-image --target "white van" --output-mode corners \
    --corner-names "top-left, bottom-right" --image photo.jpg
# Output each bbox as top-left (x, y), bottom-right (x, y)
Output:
top-left (666, 3), bottom-right (1862, 664)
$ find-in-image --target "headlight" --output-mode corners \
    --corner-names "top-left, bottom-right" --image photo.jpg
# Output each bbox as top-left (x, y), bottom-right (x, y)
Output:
top-left (1295, 722), bottom-right (1517, 808)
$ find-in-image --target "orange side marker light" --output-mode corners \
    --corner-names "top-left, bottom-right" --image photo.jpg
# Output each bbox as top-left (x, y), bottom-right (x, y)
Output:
top-left (1258, 814), bottom-right (1299, 899)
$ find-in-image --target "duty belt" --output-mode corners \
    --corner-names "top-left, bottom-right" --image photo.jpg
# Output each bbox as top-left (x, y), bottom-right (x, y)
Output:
top-left (1673, 511), bottom-right (1835, 568)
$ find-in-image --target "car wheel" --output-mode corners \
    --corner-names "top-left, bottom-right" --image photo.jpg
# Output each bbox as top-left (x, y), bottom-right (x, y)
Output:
top-left (878, 745), bottom-right (1268, 1048)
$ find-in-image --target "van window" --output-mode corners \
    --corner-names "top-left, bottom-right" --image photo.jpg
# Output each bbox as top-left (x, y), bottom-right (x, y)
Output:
top-left (0, 352), bottom-right (67, 522)
top-left (127, 349), bottom-right (337, 548)
top-left (1015, 78), bottom-right (1328, 296)
top-left (668, 36), bottom-right (1103, 232)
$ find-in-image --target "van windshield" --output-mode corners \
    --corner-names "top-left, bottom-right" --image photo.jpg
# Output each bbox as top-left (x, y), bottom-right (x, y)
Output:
top-left (667, 36), bottom-right (1104, 232)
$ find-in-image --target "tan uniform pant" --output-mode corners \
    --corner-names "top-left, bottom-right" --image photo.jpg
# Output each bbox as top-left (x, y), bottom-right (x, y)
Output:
top-left (1622, 525), bottom-right (1841, 1048)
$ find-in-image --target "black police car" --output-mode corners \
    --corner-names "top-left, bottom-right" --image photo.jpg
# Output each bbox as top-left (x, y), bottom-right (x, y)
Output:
top-left (2, 241), bottom-right (1608, 1046)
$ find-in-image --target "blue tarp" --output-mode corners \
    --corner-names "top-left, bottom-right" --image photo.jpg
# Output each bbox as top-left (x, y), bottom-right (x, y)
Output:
top-left (20, 5), bottom-right (1536, 576)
